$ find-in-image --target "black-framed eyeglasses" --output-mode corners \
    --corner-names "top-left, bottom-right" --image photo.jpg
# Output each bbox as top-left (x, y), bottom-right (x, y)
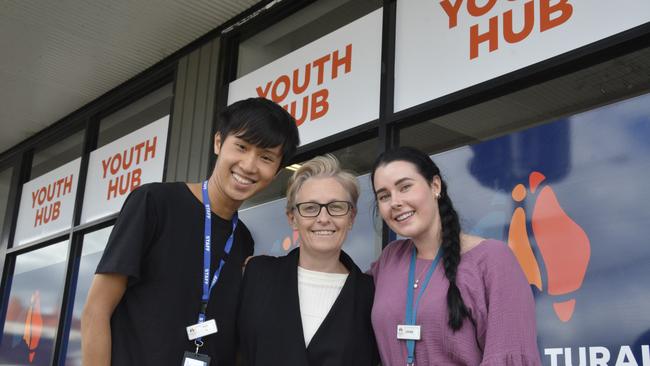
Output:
top-left (294, 201), bottom-right (353, 217)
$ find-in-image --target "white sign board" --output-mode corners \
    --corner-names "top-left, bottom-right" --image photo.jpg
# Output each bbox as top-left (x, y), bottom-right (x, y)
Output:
top-left (14, 158), bottom-right (81, 245)
top-left (394, 0), bottom-right (650, 112)
top-left (228, 9), bottom-right (383, 146)
top-left (80, 116), bottom-right (169, 224)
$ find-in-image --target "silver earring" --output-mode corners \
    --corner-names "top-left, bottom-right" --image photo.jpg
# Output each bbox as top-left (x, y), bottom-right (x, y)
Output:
top-left (435, 192), bottom-right (441, 199)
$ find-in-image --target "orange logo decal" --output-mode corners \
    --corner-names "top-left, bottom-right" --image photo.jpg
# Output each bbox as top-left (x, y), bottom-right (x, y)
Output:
top-left (508, 172), bottom-right (591, 322)
top-left (22, 290), bottom-right (43, 363)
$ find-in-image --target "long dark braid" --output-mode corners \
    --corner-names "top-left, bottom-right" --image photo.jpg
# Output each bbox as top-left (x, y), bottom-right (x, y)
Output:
top-left (371, 146), bottom-right (469, 331)
top-left (437, 179), bottom-right (470, 330)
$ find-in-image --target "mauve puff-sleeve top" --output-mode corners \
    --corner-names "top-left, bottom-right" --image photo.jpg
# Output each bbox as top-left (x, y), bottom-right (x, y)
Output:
top-left (371, 239), bottom-right (542, 366)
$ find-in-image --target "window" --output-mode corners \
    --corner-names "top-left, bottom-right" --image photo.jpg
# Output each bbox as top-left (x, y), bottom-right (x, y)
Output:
top-left (15, 134), bottom-right (84, 246)
top-left (0, 241), bottom-right (69, 366)
top-left (399, 47), bottom-right (650, 156)
top-left (62, 227), bottom-right (112, 365)
top-left (80, 85), bottom-right (172, 225)
top-left (0, 167), bottom-right (14, 240)
top-left (97, 84), bottom-right (173, 148)
top-left (30, 130), bottom-right (84, 181)
top-left (237, 0), bottom-right (381, 77)
top-left (427, 91), bottom-right (650, 350)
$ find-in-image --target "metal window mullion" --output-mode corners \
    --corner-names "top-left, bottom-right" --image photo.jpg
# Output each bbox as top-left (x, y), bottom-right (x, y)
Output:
top-left (211, 33), bottom-right (240, 175)
top-left (51, 231), bottom-right (83, 365)
top-left (378, 0), bottom-right (398, 249)
top-left (0, 156), bottom-right (24, 279)
top-left (161, 64), bottom-right (180, 183)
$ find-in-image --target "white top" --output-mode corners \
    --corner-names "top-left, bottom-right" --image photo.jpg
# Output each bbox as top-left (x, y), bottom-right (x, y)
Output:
top-left (297, 266), bottom-right (349, 346)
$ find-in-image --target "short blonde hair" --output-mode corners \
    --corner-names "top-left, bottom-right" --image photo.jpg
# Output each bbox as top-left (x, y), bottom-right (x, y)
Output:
top-left (286, 154), bottom-right (359, 213)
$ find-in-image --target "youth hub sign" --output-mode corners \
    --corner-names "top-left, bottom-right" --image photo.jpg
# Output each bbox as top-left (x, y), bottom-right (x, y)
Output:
top-left (394, 0), bottom-right (650, 111)
top-left (228, 9), bottom-right (382, 146)
top-left (80, 116), bottom-right (169, 224)
top-left (14, 159), bottom-right (81, 245)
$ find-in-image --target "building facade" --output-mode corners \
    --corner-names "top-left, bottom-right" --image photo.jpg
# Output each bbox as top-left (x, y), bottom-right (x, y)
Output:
top-left (1, 0), bottom-right (649, 365)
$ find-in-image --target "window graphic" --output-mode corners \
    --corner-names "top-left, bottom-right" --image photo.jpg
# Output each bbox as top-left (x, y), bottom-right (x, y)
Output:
top-left (508, 171), bottom-right (590, 322)
top-left (0, 241), bottom-right (69, 366)
top-left (431, 92), bottom-right (650, 356)
top-left (23, 290), bottom-right (42, 363)
top-left (281, 229), bottom-right (300, 251)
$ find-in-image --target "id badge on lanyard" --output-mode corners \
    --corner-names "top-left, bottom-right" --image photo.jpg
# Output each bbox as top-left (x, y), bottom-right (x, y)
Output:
top-left (184, 181), bottom-right (237, 363)
top-left (182, 351), bottom-right (211, 366)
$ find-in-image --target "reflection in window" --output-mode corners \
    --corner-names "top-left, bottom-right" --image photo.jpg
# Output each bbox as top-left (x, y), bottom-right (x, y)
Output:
top-left (30, 130), bottom-right (84, 180)
top-left (97, 84), bottom-right (173, 148)
top-left (0, 167), bottom-right (13, 238)
top-left (399, 46), bottom-right (650, 157)
top-left (0, 241), bottom-right (69, 366)
top-left (63, 226), bottom-right (111, 366)
top-left (237, 0), bottom-right (381, 77)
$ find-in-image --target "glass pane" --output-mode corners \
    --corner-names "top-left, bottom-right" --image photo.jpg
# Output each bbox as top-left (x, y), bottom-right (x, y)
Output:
top-left (62, 226), bottom-right (111, 366)
top-left (30, 130), bottom-right (84, 180)
top-left (237, 0), bottom-right (381, 77)
top-left (97, 83), bottom-right (173, 148)
top-left (400, 46), bottom-right (650, 156)
top-left (0, 167), bottom-right (14, 239)
top-left (429, 92), bottom-right (650, 358)
top-left (0, 241), bottom-right (69, 366)
top-left (239, 138), bottom-right (381, 271)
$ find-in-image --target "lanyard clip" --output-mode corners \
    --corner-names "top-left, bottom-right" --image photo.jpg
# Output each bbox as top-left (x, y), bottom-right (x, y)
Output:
top-left (194, 339), bottom-right (204, 354)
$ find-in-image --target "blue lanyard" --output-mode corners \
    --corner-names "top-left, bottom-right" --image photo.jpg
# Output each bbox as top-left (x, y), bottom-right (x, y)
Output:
top-left (404, 244), bottom-right (442, 365)
top-left (198, 181), bottom-right (237, 334)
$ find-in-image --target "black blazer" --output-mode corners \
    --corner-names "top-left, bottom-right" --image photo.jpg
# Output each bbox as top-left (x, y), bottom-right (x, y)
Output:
top-left (238, 248), bottom-right (379, 366)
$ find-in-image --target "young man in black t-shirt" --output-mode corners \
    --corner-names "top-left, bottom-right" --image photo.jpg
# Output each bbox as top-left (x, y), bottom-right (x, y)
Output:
top-left (81, 98), bottom-right (299, 366)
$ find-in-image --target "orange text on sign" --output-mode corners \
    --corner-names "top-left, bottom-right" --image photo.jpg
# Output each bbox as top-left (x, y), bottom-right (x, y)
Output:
top-left (101, 136), bottom-right (157, 201)
top-left (439, 0), bottom-right (573, 60)
top-left (255, 44), bottom-right (352, 126)
top-left (31, 175), bottom-right (73, 227)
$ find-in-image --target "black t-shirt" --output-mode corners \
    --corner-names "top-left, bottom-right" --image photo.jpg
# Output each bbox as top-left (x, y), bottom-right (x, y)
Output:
top-left (96, 182), bottom-right (254, 366)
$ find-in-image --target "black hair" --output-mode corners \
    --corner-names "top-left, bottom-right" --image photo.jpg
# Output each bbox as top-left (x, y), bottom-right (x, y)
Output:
top-left (217, 97), bottom-right (300, 169)
top-left (370, 146), bottom-right (470, 331)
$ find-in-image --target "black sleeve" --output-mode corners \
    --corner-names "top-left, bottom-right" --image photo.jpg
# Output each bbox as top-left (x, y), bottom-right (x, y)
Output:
top-left (95, 185), bottom-right (158, 283)
top-left (237, 221), bottom-right (255, 261)
top-left (365, 275), bottom-right (380, 366)
top-left (238, 256), bottom-right (266, 304)
top-left (237, 256), bottom-right (260, 366)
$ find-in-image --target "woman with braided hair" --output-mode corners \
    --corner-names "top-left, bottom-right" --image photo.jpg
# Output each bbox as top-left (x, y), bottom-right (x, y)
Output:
top-left (370, 146), bottom-right (541, 365)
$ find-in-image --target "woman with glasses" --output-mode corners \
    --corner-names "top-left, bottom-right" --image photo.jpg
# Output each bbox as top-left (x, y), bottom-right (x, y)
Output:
top-left (238, 155), bottom-right (379, 366)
